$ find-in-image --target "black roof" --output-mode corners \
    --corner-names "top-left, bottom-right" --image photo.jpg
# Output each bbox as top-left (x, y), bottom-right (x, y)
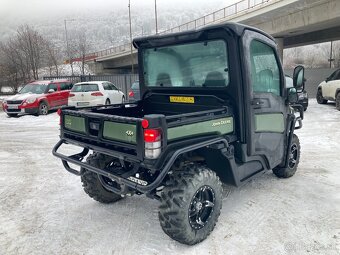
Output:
top-left (133, 22), bottom-right (274, 49)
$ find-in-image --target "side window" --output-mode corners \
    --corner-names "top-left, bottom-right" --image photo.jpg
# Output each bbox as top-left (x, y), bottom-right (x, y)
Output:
top-left (110, 83), bottom-right (118, 90)
top-left (48, 83), bottom-right (58, 92)
top-left (60, 82), bottom-right (73, 90)
top-left (334, 70), bottom-right (340, 81)
top-left (250, 40), bottom-right (281, 96)
top-left (328, 70), bottom-right (338, 81)
top-left (103, 83), bottom-right (110, 90)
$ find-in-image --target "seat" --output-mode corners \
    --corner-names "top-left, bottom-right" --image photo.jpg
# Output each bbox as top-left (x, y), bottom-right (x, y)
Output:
top-left (204, 71), bottom-right (225, 87)
top-left (256, 69), bottom-right (273, 92)
top-left (156, 73), bottom-right (172, 86)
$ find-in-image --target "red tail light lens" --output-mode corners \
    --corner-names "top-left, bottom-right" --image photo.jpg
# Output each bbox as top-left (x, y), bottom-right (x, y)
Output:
top-left (144, 129), bottom-right (161, 143)
top-left (141, 119), bottom-right (149, 129)
top-left (128, 91), bottom-right (134, 97)
top-left (91, 92), bottom-right (104, 96)
top-left (69, 93), bottom-right (75, 97)
top-left (57, 109), bottom-right (62, 125)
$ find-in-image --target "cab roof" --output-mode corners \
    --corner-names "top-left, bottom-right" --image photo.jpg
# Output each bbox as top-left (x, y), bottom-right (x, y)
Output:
top-left (133, 22), bottom-right (274, 49)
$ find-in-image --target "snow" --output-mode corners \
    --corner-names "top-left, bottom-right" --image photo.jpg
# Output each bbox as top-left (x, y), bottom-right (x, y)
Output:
top-left (0, 100), bottom-right (339, 255)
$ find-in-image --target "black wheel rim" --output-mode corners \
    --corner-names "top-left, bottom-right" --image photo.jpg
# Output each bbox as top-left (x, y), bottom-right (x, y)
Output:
top-left (188, 185), bottom-right (215, 230)
top-left (288, 143), bottom-right (298, 169)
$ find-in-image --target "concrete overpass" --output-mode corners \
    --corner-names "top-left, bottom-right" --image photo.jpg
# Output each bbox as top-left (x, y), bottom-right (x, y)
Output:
top-left (88, 0), bottom-right (340, 74)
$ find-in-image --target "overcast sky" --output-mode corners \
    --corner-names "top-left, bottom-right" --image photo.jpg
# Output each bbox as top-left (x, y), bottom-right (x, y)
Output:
top-left (0, 0), bottom-right (232, 17)
top-left (0, 0), bottom-right (238, 43)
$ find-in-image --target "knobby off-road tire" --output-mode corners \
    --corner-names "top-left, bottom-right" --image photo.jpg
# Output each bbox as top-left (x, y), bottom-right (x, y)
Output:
top-left (159, 164), bottom-right (223, 245)
top-left (316, 89), bottom-right (327, 104)
top-left (273, 134), bottom-right (300, 178)
top-left (336, 93), bottom-right (340, 111)
top-left (80, 153), bottom-right (122, 204)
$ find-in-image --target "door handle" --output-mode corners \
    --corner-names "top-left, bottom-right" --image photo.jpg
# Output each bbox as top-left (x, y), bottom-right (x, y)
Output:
top-left (251, 99), bottom-right (265, 107)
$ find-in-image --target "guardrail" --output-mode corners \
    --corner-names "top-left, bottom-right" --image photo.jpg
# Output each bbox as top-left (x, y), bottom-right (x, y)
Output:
top-left (87, 0), bottom-right (272, 60)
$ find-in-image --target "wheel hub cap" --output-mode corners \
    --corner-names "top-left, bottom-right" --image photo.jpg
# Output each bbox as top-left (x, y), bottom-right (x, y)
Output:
top-left (188, 185), bottom-right (215, 230)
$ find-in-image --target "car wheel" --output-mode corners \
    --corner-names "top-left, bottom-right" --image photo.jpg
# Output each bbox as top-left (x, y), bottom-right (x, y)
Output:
top-left (316, 89), bottom-right (327, 104)
top-left (336, 93), bottom-right (340, 111)
top-left (159, 163), bottom-right (223, 245)
top-left (105, 99), bottom-right (110, 105)
top-left (7, 113), bottom-right (18, 118)
top-left (38, 102), bottom-right (49, 115)
top-left (273, 134), bottom-right (300, 178)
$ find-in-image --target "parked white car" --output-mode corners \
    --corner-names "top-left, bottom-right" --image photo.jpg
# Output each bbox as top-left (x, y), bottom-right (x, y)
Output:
top-left (316, 69), bottom-right (340, 110)
top-left (68, 81), bottom-right (125, 107)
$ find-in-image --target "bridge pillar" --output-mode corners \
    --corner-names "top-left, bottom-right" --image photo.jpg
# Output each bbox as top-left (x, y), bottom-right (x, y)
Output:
top-left (275, 37), bottom-right (284, 61)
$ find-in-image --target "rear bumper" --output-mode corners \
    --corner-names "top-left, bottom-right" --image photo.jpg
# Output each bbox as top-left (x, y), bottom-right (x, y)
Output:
top-left (298, 98), bottom-right (308, 109)
top-left (68, 99), bottom-right (104, 107)
top-left (52, 137), bottom-right (229, 194)
top-left (3, 106), bottom-right (39, 115)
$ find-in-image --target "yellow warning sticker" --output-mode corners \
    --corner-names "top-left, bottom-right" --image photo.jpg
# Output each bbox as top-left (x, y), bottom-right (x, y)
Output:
top-left (169, 96), bottom-right (195, 104)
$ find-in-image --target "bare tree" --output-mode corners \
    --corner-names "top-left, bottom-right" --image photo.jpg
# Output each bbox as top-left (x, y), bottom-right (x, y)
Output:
top-left (15, 25), bottom-right (46, 80)
top-left (76, 31), bottom-right (91, 75)
top-left (0, 24), bottom-right (51, 92)
top-left (332, 41), bottom-right (340, 68)
top-left (45, 40), bottom-right (61, 76)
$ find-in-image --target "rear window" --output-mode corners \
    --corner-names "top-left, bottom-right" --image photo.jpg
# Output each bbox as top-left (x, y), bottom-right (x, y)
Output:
top-left (131, 82), bottom-right (139, 89)
top-left (71, 84), bottom-right (99, 92)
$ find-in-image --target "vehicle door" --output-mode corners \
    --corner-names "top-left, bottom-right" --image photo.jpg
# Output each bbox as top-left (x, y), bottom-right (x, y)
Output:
top-left (110, 82), bottom-right (123, 103)
top-left (243, 30), bottom-right (288, 169)
top-left (102, 82), bottom-right (113, 102)
top-left (325, 70), bottom-right (340, 99)
top-left (46, 83), bottom-right (61, 107)
top-left (59, 82), bottom-right (73, 106)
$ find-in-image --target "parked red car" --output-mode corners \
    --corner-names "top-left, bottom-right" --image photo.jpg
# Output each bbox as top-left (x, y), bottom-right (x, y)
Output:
top-left (2, 79), bottom-right (73, 117)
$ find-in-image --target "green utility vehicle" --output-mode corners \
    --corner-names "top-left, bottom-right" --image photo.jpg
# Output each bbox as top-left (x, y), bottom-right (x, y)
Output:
top-left (53, 22), bottom-right (304, 245)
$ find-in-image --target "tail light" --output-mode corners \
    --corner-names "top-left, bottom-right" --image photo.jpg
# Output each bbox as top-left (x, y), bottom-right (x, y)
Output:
top-left (144, 128), bottom-right (162, 159)
top-left (69, 93), bottom-right (75, 97)
top-left (128, 91), bottom-right (134, 98)
top-left (91, 92), bottom-right (103, 96)
top-left (57, 108), bottom-right (62, 125)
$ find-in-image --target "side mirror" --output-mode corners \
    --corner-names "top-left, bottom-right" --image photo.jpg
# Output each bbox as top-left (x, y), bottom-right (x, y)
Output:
top-left (48, 89), bottom-right (55, 93)
top-left (325, 77), bottom-right (330, 83)
top-left (293, 65), bottom-right (305, 90)
top-left (287, 87), bottom-right (298, 104)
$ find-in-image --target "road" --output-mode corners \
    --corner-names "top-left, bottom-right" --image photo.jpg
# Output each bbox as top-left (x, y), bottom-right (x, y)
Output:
top-left (0, 100), bottom-right (339, 255)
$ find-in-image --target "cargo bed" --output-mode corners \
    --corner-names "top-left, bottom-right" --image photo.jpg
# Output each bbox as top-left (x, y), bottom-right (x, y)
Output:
top-left (58, 94), bottom-right (234, 162)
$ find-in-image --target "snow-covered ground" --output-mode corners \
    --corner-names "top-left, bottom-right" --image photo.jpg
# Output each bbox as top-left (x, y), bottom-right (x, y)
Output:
top-left (0, 100), bottom-right (339, 255)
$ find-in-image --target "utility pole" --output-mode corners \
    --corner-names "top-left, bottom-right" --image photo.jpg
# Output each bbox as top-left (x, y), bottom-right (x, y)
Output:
top-left (155, 0), bottom-right (158, 34)
top-left (128, 0), bottom-right (134, 74)
top-left (329, 41), bottom-right (334, 69)
top-left (64, 19), bottom-right (75, 75)
top-left (64, 20), bottom-right (70, 63)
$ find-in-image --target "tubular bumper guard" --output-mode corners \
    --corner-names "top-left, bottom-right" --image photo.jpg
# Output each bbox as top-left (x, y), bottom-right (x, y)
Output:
top-left (52, 137), bottom-right (228, 193)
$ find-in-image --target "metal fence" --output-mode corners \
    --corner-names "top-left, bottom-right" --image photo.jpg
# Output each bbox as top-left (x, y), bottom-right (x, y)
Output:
top-left (43, 74), bottom-right (138, 96)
